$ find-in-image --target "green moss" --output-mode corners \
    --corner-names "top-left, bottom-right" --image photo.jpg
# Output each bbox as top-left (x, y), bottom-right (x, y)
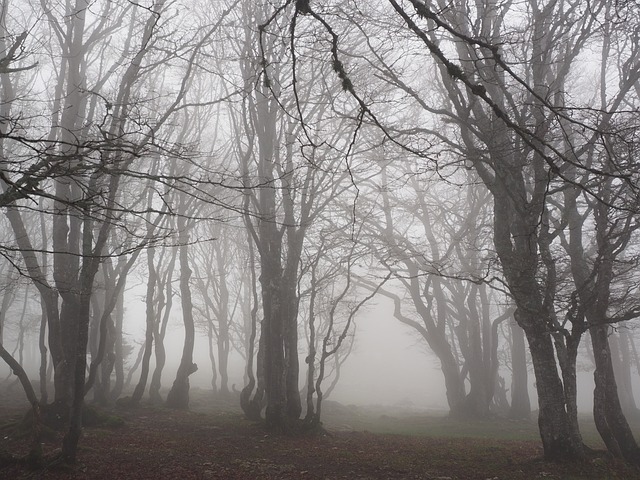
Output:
top-left (82, 405), bottom-right (124, 428)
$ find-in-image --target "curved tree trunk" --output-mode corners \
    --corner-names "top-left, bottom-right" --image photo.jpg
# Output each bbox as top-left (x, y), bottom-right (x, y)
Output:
top-left (240, 238), bottom-right (263, 420)
top-left (166, 211), bottom-right (197, 410)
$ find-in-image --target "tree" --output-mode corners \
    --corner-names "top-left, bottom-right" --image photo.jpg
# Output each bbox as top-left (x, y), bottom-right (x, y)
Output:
top-left (0, 0), bottom-right (234, 461)
top-left (258, 0), bottom-right (640, 462)
top-left (233, 0), bottom-right (360, 430)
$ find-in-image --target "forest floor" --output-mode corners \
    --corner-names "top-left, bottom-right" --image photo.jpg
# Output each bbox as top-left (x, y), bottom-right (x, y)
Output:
top-left (1, 387), bottom-right (640, 479)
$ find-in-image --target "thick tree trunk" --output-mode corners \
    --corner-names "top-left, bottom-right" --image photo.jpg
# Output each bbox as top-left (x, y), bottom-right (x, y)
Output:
top-left (262, 274), bottom-right (287, 429)
top-left (523, 320), bottom-right (584, 461)
top-left (61, 294), bottom-right (91, 463)
top-left (217, 320), bottom-right (230, 397)
top-left (149, 331), bottom-right (167, 404)
top-left (552, 332), bottom-right (583, 445)
top-left (509, 320), bottom-right (530, 419)
top-left (489, 171), bottom-right (584, 461)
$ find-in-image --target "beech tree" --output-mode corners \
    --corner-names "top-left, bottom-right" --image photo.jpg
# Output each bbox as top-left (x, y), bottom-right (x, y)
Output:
top-left (230, 0), bottom-right (370, 430)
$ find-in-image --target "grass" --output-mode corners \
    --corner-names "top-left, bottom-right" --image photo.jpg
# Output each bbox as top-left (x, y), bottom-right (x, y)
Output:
top-left (318, 400), bottom-right (627, 450)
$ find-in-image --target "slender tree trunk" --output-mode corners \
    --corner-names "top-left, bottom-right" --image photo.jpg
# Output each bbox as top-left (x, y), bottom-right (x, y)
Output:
top-left (207, 319), bottom-right (218, 395)
top-left (215, 248), bottom-right (231, 397)
top-left (110, 285), bottom-right (125, 402)
top-left (240, 240), bottom-right (263, 420)
top-left (38, 305), bottom-right (48, 405)
top-left (130, 247), bottom-right (157, 406)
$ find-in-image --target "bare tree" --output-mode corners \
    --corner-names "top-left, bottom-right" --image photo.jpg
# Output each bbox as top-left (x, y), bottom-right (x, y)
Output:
top-left (257, 0), bottom-right (640, 462)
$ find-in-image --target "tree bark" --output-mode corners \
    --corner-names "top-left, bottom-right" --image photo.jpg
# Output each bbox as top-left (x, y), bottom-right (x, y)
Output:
top-left (166, 209), bottom-right (197, 409)
top-left (509, 320), bottom-right (531, 419)
top-left (130, 246), bottom-right (158, 406)
top-left (591, 325), bottom-right (640, 465)
top-left (523, 319), bottom-right (584, 461)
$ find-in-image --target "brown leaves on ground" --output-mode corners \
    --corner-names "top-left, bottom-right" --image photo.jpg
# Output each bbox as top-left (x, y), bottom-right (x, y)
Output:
top-left (1, 403), bottom-right (639, 480)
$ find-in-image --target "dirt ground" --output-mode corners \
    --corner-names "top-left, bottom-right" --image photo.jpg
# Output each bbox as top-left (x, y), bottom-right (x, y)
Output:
top-left (1, 390), bottom-right (639, 479)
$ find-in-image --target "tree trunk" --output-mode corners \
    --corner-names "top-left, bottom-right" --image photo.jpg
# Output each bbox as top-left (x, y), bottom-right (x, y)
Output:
top-left (262, 269), bottom-right (287, 428)
top-left (509, 320), bottom-right (530, 419)
top-left (464, 284), bottom-right (491, 417)
top-left (591, 324), bottom-right (640, 466)
top-left (611, 330), bottom-right (639, 418)
top-left (61, 294), bottom-right (91, 463)
top-left (110, 282), bottom-right (125, 402)
top-left (130, 247), bottom-right (157, 406)
top-left (523, 319), bottom-right (584, 461)
top-left (149, 246), bottom-right (176, 404)
top-left (283, 275), bottom-right (302, 421)
top-left (207, 319), bottom-right (218, 395)
top-left (166, 211), bottom-right (197, 410)
top-left (240, 240), bottom-right (263, 420)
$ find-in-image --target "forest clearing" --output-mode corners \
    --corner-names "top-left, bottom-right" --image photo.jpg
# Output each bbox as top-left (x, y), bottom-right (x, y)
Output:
top-left (1, 390), bottom-right (640, 480)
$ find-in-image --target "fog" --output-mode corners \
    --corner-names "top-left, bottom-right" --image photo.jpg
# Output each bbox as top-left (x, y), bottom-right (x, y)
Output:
top-left (3, 286), bottom-right (615, 413)
top-left (1, 282), bottom-right (632, 416)
top-left (2, 0), bottom-right (640, 470)
top-left (112, 290), bottom-right (447, 408)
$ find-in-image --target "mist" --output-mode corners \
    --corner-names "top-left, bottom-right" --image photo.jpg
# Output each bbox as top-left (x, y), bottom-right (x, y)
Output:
top-left (2, 0), bottom-right (640, 475)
